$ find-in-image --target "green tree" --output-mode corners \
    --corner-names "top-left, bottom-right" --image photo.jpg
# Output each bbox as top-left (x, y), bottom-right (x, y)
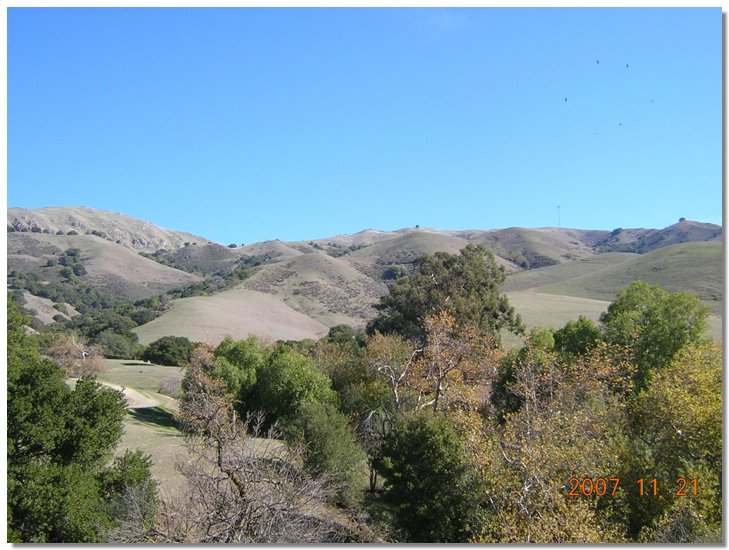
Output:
top-left (142, 335), bottom-right (194, 366)
top-left (7, 299), bottom-right (155, 542)
top-left (623, 343), bottom-right (721, 540)
top-left (284, 401), bottom-right (368, 507)
top-left (553, 316), bottom-right (601, 360)
top-left (367, 244), bottom-right (524, 343)
top-left (374, 412), bottom-right (486, 542)
top-left (96, 330), bottom-right (142, 359)
top-left (213, 335), bottom-right (266, 403)
top-left (245, 346), bottom-right (338, 426)
top-left (600, 281), bottom-right (710, 392)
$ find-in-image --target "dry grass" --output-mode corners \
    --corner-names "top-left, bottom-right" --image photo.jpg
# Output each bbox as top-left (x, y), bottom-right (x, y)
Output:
top-left (8, 205), bottom-right (214, 251)
top-left (8, 232), bottom-right (202, 300)
top-left (242, 252), bottom-right (387, 327)
top-left (133, 287), bottom-right (329, 346)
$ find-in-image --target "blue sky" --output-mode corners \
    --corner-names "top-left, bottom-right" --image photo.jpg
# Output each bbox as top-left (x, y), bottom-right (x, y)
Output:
top-left (8, 8), bottom-right (722, 245)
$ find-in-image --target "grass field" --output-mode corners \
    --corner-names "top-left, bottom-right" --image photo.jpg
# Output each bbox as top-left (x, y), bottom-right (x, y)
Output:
top-left (134, 287), bottom-right (330, 346)
top-left (99, 359), bottom-right (184, 397)
top-left (536, 242), bottom-right (722, 311)
top-left (503, 289), bottom-right (722, 348)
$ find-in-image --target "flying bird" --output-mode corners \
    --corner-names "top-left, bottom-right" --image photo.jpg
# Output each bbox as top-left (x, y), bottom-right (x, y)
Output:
top-left (565, 97), bottom-right (567, 102)
top-left (626, 63), bottom-right (629, 68)
top-left (596, 59), bottom-right (600, 64)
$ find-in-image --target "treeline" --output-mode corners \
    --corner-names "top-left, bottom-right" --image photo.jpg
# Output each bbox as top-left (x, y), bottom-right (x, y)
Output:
top-left (7, 244), bottom-right (721, 542)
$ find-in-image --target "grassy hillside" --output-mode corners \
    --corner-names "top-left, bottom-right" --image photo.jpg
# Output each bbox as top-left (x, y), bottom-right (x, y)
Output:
top-left (537, 242), bottom-right (722, 312)
top-left (8, 232), bottom-right (203, 300)
top-left (503, 252), bottom-right (638, 292)
top-left (242, 252), bottom-right (388, 327)
top-left (469, 227), bottom-right (607, 267)
top-left (8, 205), bottom-right (215, 251)
top-left (134, 287), bottom-right (329, 345)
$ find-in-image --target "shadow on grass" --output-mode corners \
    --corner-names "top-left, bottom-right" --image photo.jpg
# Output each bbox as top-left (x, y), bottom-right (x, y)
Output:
top-left (128, 406), bottom-right (178, 430)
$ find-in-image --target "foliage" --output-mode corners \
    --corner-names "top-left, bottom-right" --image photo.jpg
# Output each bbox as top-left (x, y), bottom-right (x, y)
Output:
top-left (142, 335), bottom-right (194, 366)
top-left (245, 346), bottom-right (339, 426)
top-left (374, 412), bottom-right (487, 542)
top-left (47, 332), bottom-right (105, 377)
top-left (8, 300), bottom-right (155, 542)
top-left (213, 335), bottom-right (266, 401)
top-left (476, 347), bottom-right (632, 543)
top-left (490, 329), bottom-right (556, 423)
top-left (553, 315), bottom-right (601, 360)
top-left (367, 244), bottom-right (524, 343)
top-left (600, 280), bottom-right (710, 391)
top-left (284, 401), bottom-right (368, 507)
top-left (408, 311), bottom-right (501, 413)
top-left (622, 343), bottom-right (722, 540)
top-left (165, 366), bottom-right (369, 543)
top-left (326, 323), bottom-right (367, 347)
top-left (96, 329), bottom-right (142, 359)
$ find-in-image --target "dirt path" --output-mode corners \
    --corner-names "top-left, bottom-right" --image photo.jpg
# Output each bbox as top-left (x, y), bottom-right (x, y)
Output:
top-left (101, 381), bottom-right (160, 408)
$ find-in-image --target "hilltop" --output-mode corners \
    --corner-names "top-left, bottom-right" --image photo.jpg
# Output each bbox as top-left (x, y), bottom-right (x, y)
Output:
top-left (7, 206), bottom-right (722, 344)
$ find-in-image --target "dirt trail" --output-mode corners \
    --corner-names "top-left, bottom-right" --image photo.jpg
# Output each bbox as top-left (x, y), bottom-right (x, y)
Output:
top-left (101, 381), bottom-right (160, 408)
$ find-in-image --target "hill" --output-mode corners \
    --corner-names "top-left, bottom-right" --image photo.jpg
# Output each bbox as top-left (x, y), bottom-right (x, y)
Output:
top-left (7, 206), bottom-right (215, 251)
top-left (240, 251), bottom-right (388, 327)
top-left (529, 242), bottom-right (722, 311)
top-left (133, 287), bottom-right (330, 345)
top-left (8, 206), bottom-right (721, 345)
top-left (8, 232), bottom-right (203, 300)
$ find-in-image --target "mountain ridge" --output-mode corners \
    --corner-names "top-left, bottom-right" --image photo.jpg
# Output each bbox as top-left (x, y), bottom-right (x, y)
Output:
top-left (8, 206), bottom-right (722, 344)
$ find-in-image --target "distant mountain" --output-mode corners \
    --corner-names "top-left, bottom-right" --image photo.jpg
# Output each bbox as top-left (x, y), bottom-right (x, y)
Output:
top-left (7, 206), bottom-right (215, 251)
top-left (7, 206), bottom-right (722, 344)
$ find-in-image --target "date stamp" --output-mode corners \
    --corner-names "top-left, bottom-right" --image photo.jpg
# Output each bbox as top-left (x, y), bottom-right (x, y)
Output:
top-left (566, 477), bottom-right (698, 497)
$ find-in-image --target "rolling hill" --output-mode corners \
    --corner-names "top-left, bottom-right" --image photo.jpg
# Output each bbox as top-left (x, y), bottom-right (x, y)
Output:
top-left (8, 232), bottom-right (203, 300)
top-left (133, 287), bottom-right (330, 345)
top-left (8, 206), bottom-right (722, 345)
top-left (7, 205), bottom-right (215, 251)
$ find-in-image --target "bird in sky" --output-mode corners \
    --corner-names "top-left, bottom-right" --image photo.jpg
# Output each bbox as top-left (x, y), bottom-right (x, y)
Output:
top-left (596, 59), bottom-right (600, 64)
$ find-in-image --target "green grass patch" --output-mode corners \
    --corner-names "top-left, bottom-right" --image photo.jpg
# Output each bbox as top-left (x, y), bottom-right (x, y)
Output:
top-left (100, 359), bottom-right (184, 397)
top-left (128, 405), bottom-right (178, 430)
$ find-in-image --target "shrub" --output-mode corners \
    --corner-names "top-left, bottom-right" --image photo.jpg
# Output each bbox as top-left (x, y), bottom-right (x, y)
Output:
top-left (141, 336), bottom-right (194, 366)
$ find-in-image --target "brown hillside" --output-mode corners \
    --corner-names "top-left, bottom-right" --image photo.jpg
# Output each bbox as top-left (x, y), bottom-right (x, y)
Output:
top-left (8, 232), bottom-right (203, 300)
top-left (8, 206), bottom-right (215, 251)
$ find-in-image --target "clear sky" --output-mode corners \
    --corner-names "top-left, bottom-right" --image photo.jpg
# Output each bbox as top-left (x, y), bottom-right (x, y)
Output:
top-left (7, 7), bottom-right (722, 245)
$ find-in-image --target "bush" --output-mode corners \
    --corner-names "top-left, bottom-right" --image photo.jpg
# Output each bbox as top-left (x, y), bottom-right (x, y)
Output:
top-left (246, 346), bottom-right (338, 427)
top-left (141, 336), bottom-right (194, 366)
top-left (284, 401), bottom-right (367, 507)
top-left (375, 412), bottom-right (486, 542)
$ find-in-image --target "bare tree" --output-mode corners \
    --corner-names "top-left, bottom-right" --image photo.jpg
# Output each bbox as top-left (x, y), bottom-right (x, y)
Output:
top-left (153, 364), bottom-right (365, 543)
top-left (48, 332), bottom-right (104, 377)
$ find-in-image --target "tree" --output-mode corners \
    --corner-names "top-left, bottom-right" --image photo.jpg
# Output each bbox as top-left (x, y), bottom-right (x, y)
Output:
top-left (284, 401), bottom-right (368, 507)
top-left (161, 365), bottom-right (368, 543)
top-left (367, 244), bottom-right (524, 343)
top-left (411, 311), bottom-right (501, 412)
top-left (553, 316), bottom-right (601, 360)
top-left (374, 412), bottom-right (487, 542)
top-left (96, 330), bottom-right (142, 359)
top-left (213, 335), bottom-right (266, 402)
top-left (8, 300), bottom-right (155, 542)
top-left (623, 343), bottom-right (721, 540)
top-left (47, 332), bottom-right (105, 377)
top-left (245, 346), bottom-right (339, 427)
top-left (476, 346), bottom-right (632, 543)
top-left (142, 335), bottom-right (194, 366)
top-left (600, 281), bottom-right (710, 392)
